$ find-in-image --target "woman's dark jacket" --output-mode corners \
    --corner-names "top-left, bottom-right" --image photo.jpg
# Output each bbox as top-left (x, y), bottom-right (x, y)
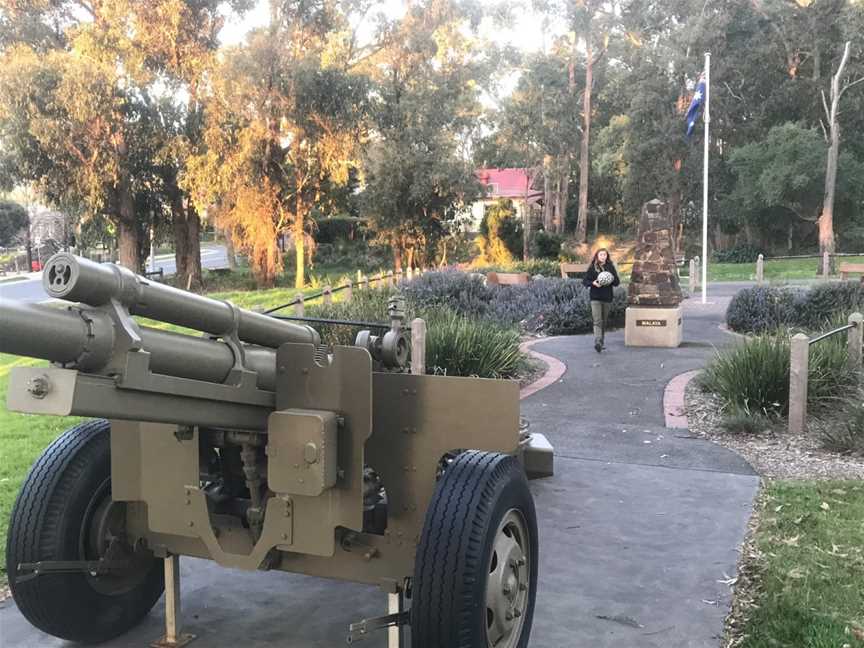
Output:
top-left (581, 262), bottom-right (621, 303)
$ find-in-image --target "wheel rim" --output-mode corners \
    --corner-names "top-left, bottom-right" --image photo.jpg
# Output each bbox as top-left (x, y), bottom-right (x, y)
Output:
top-left (485, 509), bottom-right (531, 648)
top-left (79, 478), bottom-right (155, 595)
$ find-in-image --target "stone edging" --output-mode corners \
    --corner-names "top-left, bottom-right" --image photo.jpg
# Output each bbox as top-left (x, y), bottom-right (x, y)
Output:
top-left (663, 369), bottom-right (701, 428)
top-left (519, 337), bottom-right (568, 400)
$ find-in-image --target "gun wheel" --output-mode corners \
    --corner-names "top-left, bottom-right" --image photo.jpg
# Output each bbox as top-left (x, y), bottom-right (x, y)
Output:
top-left (411, 451), bottom-right (538, 648)
top-left (6, 419), bottom-right (164, 643)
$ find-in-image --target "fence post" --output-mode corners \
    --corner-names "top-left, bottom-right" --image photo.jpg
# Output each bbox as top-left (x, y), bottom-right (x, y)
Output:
top-left (411, 318), bottom-right (426, 376)
top-left (357, 269), bottom-right (363, 284)
top-left (387, 270), bottom-right (394, 287)
top-left (361, 274), bottom-right (369, 290)
top-left (346, 279), bottom-right (353, 301)
top-left (823, 251), bottom-right (831, 277)
top-left (294, 294), bottom-right (304, 317)
top-left (756, 253), bottom-right (764, 285)
top-left (689, 258), bottom-right (696, 294)
top-left (848, 312), bottom-right (863, 372)
top-left (788, 333), bottom-right (810, 435)
top-left (694, 257), bottom-right (700, 289)
top-left (323, 285), bottom-right (332, 305)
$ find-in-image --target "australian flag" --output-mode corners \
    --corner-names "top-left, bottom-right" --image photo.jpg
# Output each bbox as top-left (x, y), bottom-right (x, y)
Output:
top-left (685, 74), bottom-right (706, 138)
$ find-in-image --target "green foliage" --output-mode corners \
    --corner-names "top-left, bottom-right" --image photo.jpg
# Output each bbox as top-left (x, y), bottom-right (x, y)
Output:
top-left (424, 309), bottom-right (523, 379)
top-left (727, 283), bottom-right (864, 334)
top-left (726, 286), bottom-right (798, 334)
top-left (306, 285), bottom-right (523, 379)
top-left (700, 332), bottom-right (859, 418)
top-left (713, 244), bottom-right (764, 264)
top-left (0, 200), bottom-right (27, 247)
top-left (719, 413), bottom-right (770, 435)
top-left (532, 230), bottom-right (564, 259)
top-left (818, 395), bottom-right (864, 455)
top-left (472, 259), bottom-right (562, 277)
top-left (476, 199), bottom-right (522, 264)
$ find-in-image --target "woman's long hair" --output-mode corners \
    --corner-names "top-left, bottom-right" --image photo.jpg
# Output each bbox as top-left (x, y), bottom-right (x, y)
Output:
top-left (591, 248), bottom-right (613, 272)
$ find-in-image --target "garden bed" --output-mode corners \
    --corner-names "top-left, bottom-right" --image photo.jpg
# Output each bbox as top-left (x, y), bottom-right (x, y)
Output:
top-left (686, 382), bottom-right (864, 480)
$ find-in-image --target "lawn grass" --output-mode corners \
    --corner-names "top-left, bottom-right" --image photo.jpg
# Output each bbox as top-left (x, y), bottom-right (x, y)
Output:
top-left (738, 480), bottom-right (864, 648)
top-left (679, 256), bottom-right (864, 282)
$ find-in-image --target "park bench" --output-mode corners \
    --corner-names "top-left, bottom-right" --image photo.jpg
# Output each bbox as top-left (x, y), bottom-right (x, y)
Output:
top-left (559, 262), bottom-right (589, 278)
top-left (486, 271), bottom-right (529, 286)
top-left (839, 263), bottom-right (864, 283)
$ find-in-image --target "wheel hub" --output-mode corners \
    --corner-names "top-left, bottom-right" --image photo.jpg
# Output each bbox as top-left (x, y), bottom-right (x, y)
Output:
top-left (81, 479), bottom-right (155, 595)
top-left (486, 509), bottom-right (530, 648)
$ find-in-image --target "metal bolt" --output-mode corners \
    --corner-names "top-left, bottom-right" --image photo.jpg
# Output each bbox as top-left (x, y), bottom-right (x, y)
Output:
top-left (188, 521), bottom-right (194, 527)
top-left (514, 609), bottom-right (522, 618)
top-left (505, 612), bottom-right (513, 621)
top-left (519, 583), bottom-right (527, 591)
top-left (26, 375), bottom-right (51, 399)
top-left (517, 557), bottom-right (526, 567)
top-left (282, 533), bottom-right (289, 541)
top-left (503, 585), bottom-right (511, 595)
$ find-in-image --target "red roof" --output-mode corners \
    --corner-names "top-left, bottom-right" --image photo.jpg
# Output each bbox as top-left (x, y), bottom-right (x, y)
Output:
top-left (476, 168), bottom-right (542, 200)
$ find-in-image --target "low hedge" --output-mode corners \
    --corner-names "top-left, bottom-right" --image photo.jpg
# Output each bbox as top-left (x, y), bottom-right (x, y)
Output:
top-left (403, 270), bottom-right (627, 335)
top-left (726, 282), bottom-right (864, 333)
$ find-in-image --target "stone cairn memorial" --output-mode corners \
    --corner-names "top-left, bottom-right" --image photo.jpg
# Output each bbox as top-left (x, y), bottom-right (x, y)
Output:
top-left (625, 199), bottom-right (684, 347)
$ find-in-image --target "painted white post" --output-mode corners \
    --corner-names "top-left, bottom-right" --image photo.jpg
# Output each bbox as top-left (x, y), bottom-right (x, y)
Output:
top-left (357, 269), bottom-right (363, 284)
top-left (294, 294), bottom-right (304, 317)
top-left (323, 285), bottom-right (332, 305)
top-left (756, 254), bottom-right (764, 285)
top-left (701, 51), bottom-right (711, 304)
top-left (411, 318), bottom-right (427, 376)
top-left (689, 258), bottom-right (696, 294)
top-left (848, 312), bottom-right (863, 372)
top-left (788, 333), bottom-right (810, 435)
top-left (407, 267), bottom-right (414, 280)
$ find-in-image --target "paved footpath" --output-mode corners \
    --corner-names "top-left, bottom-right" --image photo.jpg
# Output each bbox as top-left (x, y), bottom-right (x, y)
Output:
top-left (1, 285), bottom-right (759, 648)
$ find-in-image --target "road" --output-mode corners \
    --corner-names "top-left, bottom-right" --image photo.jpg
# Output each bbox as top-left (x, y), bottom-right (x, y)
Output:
top-left (0, 245), bottom-right (229, 303)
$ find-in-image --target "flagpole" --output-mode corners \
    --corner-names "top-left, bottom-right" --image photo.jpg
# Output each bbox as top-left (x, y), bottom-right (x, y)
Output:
top-left (701, 52), bottom-right (710, 304)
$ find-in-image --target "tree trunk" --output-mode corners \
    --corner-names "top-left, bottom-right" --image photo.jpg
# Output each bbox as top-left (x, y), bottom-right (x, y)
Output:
top-left (117, 182), bottom-right (140, 271)
top-left (173, 195), bottom-right (190, 283)
top-left (576, 37), bottom-right (593, 244)
top-left (25, 214), bottom-right (32, 270)
top-left (557, 169), bottom-right (569, 234)
top-left (818, 41), bottom-right (852, 274)
top-left (294, 193), bottom-right (305, 290)
top-left (184, 204), bottom-right (202, 290)
top-left (224, 226), bottom-right (237, 270)
top-left (542, 155), bottom-right (554, 231)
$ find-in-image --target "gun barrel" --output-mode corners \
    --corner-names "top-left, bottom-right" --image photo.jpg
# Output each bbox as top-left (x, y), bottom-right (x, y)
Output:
top-left (42, 253), bottom-right (319, 348)
top-left (0, 299), bottom-right (276, 391)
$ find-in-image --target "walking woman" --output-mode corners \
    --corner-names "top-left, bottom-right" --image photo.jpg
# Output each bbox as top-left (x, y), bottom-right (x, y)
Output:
top-left (582, 248), bottom-right (621, 353)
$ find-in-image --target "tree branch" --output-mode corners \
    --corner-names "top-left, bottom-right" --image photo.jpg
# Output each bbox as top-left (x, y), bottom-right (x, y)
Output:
top-left (821, 89), bottom-right (831, 123)
top-left (838, 75), bottom-right (864, 102)
top-left (724, 82), bottom-right (744, 102)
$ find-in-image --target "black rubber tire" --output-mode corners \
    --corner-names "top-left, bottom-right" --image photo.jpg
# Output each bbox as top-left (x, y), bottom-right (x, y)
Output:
top-left (411, 450), bottom-right (539, 648)
top-left (6, 419), bottom-right (165, 643)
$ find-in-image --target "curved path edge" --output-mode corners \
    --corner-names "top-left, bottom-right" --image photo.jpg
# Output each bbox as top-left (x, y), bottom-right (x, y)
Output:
top-left (519, 337), bottom-right (568, 400)
top-left (663, 369), bottom-right (702, 429)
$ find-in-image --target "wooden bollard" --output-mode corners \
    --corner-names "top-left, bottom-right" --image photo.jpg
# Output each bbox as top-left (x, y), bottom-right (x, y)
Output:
top-left (407, 267), bottom-right (414, 280)
top-left (848, 312), bottom-right (863, 372)
top-left (357, 269), bottom-right (363, 284)
top-left (323, 285), bottom-right (332, 305)
top-left (694, 257), bottom-right (700, 288)
top-left (411, 318), bottom-right (427, 376)
top-left (756, 254), bottom-right (764, 285)
top-left (346, 279), bottom-right (353, 301)
top-left (823, 251), bottom-right (831, 277)
top-left (788, 333), bottom-right (810, 435)
top-left (361, 275), bottom-right (369, 290)
top-left (387, 270), bottom-right (394, 287)
top-left (294, 294), bottom-right (304, 317)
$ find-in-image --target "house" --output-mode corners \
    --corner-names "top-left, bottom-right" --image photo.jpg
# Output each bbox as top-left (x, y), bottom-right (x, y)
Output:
top-left (468, 168), bottom-right (543, 233)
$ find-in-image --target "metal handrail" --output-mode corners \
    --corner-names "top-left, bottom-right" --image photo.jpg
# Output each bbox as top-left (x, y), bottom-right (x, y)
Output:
top-left (809, 321), bottom-right (859, 346)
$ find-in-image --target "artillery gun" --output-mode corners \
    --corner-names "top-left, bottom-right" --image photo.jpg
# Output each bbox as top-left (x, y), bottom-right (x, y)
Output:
top-left (0, 253), bottom-right (553, 647)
